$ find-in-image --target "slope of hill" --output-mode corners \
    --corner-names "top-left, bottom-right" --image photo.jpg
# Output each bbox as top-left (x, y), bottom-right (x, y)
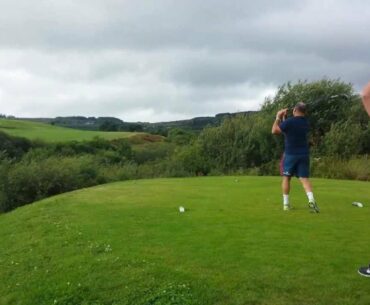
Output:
top-left (17, 111), bottom-right (257, 133)
top-left (1, 176), bottom-right (369, 305)
top-left (0, 118), bottom-right (140, 142)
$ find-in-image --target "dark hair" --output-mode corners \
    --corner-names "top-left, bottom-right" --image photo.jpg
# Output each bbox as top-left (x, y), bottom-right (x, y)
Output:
top-left (294, 102), bottom-right (306, 114)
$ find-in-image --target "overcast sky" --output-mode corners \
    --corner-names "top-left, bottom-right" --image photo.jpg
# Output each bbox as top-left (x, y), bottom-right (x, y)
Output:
top-left (0, 0), bottom-right (369, 122)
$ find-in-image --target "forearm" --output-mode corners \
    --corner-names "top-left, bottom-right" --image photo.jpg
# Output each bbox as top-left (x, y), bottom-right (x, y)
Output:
top-left (272, 108), bottom-right (287, 134)
top-left (271, 117), bottom-right (282, 134)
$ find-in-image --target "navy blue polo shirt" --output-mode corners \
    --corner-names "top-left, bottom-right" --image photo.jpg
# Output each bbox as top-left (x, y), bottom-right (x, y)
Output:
top-left (279, 116), bottom-right (309, 155)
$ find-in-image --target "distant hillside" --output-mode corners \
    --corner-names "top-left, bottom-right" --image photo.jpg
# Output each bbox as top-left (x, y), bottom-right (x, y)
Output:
top-left (0, 118), bottom-right (140, 142)
top-left (19, 111), bottom-right (257, 134)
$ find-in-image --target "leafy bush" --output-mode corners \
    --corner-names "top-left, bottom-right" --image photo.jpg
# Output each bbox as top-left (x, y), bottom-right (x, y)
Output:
top-left (0, 131), bottom-right (34, 160)
top-left (196, 79), bottom-right (369, 173)
top-left (173, 144), bottom-right (210, 175)
top-left (167, 128), bottom-right (196, 145)
top-left (321, 121), bottom-right (364, 158)
top-left (133, 142), bottom-right (175, 164)
top-left (0, 156), bottom-right (98, 212)
top-left (311, 156), bottom-right (370, 181)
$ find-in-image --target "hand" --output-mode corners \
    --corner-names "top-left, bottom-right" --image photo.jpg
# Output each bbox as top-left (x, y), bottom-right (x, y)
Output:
top-left (276, 108), bottom-right (288, 120)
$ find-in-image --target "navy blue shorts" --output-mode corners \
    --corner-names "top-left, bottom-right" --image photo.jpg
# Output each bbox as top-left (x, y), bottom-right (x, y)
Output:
top-left (280, 154), bottom-right (310, 178)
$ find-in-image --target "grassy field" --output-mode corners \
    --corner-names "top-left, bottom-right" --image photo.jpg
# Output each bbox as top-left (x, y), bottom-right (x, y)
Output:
top-left (0, 176), bottom-right (369, 305)
top-left (0, 119), bottom-right (138, 142)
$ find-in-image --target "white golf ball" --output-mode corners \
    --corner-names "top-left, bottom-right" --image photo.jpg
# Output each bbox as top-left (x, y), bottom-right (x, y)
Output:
top-left (179, 206), bottom-right (185, 213)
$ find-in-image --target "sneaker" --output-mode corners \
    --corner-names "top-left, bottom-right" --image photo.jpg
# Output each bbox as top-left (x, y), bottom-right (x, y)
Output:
top-left (358, 265), bottom-right (370, 277)
top-left (308, 201), bottom-right (320, 213)
top-left (283, 204), bottom-right (291, 211)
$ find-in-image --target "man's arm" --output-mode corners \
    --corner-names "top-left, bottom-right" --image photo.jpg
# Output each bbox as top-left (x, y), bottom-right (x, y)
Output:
top-left (362, 81), bottom-right (370, 116)
top-left (271, 117), bottom-right (282, 134)
top-left (271, 108), bottom-right (288, 135)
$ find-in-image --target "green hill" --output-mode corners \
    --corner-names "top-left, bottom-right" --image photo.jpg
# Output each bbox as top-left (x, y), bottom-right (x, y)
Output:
top-left (0, 118), bottom-right (139, 142)
top-left (1, 176), bottom-right (369, 305)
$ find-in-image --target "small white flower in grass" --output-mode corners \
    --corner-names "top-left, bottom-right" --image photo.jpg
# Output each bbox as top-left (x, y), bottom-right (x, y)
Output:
top-left (105, 244), bottom-right (112, 252)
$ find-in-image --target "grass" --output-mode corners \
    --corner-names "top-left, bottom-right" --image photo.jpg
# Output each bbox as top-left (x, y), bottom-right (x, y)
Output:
top-left (0, 119), bottom-right (138, 142)
top-left (0, 176), bottom-right (370, 305)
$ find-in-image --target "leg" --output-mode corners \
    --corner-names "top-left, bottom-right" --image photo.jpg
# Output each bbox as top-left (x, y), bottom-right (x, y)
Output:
top-left (299, 177), bottom-right (312, 193)
top-left (297, 155), bottom-right (319, 213)
top-left (281, 154), bottom-right (294, 210)
top-left (299, 178), bottom-right (319, 213)
top-left (282, 176), bottom-right (291, 195)
top-left (282, 176), bottom-right (291, 209)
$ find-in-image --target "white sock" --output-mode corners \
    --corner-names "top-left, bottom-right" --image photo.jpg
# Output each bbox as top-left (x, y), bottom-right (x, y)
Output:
top-left (283, 194), bottom-right (289, 205)
top-left (307, 192), bottom-right (314, 202)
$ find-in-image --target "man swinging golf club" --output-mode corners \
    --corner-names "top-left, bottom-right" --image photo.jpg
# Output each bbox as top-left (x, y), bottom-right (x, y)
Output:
top-left (271, 102), bottom-right (319, 213)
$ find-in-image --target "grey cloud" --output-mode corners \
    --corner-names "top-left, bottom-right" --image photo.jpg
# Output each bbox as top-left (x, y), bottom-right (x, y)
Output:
top-left (0, 0), bottom-right (369, 121)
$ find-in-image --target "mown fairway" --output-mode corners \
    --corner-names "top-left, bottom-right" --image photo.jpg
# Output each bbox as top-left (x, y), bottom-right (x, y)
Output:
top-left (0, 176), bottom-right (369, 305)
top-left (0, 119), bottom-right (138, 142)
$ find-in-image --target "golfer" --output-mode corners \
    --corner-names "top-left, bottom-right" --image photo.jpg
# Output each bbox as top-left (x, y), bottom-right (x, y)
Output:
top-left (271, 102), bottom-right (319, 212)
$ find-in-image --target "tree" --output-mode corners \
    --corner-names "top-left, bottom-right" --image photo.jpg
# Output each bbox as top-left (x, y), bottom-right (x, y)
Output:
top-left (261, 79), bottom-right (358, 149)
top-left (194, 79), bottom-right (369, 173)
top-left (99, 121), bottom-right (119, 131)
top-left (167, 128), bottom-right (195, 145)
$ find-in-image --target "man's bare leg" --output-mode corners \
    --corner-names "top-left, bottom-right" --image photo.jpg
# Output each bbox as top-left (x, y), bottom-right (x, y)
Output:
top-left (282, 176), bottom-right (291, 209)
top-left (299, 177), bottom-right (312, 193)
top-left (299, 177), bottom-right (319, 212)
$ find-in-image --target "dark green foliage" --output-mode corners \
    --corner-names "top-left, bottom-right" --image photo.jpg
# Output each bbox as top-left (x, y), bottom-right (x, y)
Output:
top-left (122, 123), bottom-right (143, 132)
top-left (133, 143), bottom-right (175, 164)
top-left (261, 79), bottom-right (360, 148)
top-left (321, 121), bottom-right (364, 158)
top-left (311, 156), bottom-right (370, 180)
top-left (0, 157), bottom-right (82, 212)
top-left (173, 144), bottom-right (210, 175)
top-left (0, 137), bottom-right (134, 212)
top-left (0, 131), bottom-right (34, 160)
top-left (51, 138), bottom-right (133, 161)
top-left (99, 121), bottom-right (119, 131)
top-left (167, 128), bottom-right (196, 145)
top-left (53, 116), bottom-right (124, 131)
top-left (197, 114), bottom-right (281, 172)
top-left (195, 79), bottom-right (369, 173)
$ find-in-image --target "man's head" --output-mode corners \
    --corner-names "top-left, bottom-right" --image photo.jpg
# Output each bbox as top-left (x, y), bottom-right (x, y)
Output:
top-left (293, 102), bottom-right (306, 117)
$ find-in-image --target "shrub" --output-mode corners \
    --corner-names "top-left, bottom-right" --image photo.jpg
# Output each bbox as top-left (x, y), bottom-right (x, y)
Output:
top-left (311, 156), bottom-right (370, 181)
top-left (321, 121), bottom-right (364, 158)
top-left (173, 144), bottom-right (210, 175)
top-left (0, 156), bottom-right (99, 212)
top-left (0, 131), bottom-right (34, 160)
top-left (133, 143), bottom-right (175, 164)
